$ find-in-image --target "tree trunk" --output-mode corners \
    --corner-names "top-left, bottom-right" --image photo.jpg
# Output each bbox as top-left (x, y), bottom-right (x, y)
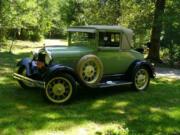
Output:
top-left (148, 0), bottom-right (166, 62)
top-left (9, 30), bottom-right (17, 53)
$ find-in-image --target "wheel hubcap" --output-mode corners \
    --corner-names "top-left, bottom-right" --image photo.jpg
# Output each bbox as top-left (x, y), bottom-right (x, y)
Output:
top-left (135, 69), bottom-right (149, 90)
top-left (46, 77), bottom-right (72, 103)
top-left (81, 60), bottom-right (100, 84)
top-left (84, 65), bottom-right (95, 77)
top-left (52, 84), bottom-right (65, 96)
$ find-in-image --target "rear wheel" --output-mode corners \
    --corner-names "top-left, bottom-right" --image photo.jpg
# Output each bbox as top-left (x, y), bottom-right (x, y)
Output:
top-left (44, 73), bottom-right (76, 104)
top-left (131, 67), bottom-right (150, 91)
top-left (17, 66), bottom-right (33, 89)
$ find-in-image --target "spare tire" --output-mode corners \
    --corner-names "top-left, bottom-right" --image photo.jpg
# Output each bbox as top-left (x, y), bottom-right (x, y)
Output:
top-left (76, 54), bottom-right (103, 86)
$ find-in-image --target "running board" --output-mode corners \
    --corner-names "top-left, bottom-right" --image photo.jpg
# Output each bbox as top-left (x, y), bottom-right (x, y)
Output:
top-left (97, 81), bottom-right (133, 88)
top-left (13, 73), bottom-right (45, 88)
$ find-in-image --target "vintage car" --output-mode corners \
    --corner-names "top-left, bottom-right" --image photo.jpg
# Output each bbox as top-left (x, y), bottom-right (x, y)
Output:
top-left (13, 25), bottom-right (155, 104)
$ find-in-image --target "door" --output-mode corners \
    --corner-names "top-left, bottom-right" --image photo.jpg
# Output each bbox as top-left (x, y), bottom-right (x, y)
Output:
top-left (96, 32), bottom-right (135, 75)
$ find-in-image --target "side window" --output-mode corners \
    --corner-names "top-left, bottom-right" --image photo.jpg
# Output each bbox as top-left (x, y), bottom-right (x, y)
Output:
top-left (99, 32), bottom-right (121, 47)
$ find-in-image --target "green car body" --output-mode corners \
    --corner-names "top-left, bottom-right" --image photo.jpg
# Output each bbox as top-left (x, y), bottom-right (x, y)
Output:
top-left (13, 25), bottom-right (155, 104)
top-left (46, 25), bottom-right (144, 75)
top-left (47, 46), bottom-right (143, 75)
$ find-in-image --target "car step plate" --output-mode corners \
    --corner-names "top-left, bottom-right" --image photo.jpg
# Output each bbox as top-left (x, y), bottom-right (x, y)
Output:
top-left (98, 80), bottom-right (132, 88)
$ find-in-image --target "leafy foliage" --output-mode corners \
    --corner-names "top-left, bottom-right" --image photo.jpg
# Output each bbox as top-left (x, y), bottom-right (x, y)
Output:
top-left (0, 0), bottom-right (179, 63)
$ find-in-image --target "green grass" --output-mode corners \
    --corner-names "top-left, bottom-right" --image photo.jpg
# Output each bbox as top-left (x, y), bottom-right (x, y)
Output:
top-left (0, 41), bottom-right (180, 135)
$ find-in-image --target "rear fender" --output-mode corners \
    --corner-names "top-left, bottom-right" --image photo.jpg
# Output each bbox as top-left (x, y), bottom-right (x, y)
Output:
top-left (126, 60), bottom-right (155, 80)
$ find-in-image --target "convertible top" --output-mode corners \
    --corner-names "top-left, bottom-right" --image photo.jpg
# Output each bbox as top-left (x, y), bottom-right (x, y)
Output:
top-left (68, 25), bottom-right (134, 48)
top-left (68, 25), bottom-right (133, 35)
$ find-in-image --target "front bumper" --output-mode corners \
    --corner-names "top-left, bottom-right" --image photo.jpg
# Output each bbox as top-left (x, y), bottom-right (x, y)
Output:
top-left (13, 73), bottom-right (45, 88)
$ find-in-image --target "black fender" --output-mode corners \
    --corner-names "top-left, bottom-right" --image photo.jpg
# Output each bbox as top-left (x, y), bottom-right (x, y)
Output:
top-left (17, 58), bottom-right (33, 76)
top-left (126, 60), bottom-right (155, 80)
top-left (43, 64), bottom-right (80, 83)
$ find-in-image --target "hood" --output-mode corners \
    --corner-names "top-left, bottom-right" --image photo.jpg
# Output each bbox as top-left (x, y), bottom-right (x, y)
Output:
top-left (45, 45), bottom-right (95, 59)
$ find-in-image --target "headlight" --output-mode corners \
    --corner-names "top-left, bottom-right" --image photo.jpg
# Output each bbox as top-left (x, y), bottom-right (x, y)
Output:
top-left (32, 49), bottom-right (40, 60)
top-left (32, 48), bottom-right (52, 65)
top-left (45, 50), bottom-right (52, 65)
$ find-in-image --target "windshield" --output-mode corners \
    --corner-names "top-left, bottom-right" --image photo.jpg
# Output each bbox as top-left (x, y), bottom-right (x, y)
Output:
top-left (69, 32), bottom-right (96, 46)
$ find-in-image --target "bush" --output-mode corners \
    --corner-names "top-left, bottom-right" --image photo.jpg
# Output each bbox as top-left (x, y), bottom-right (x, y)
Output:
top-left (174, 45), bottom-right (180, 62)
top-left (160, 44), bottom-right (180, 67)
top-left (10, 28), bottom-right (43, 42)
top-left (29, 31), bottom-right (43, 42)
top-left (95, 125), bottom-right (129, 135)
top-left (45, 27), bottom-right (67, 39)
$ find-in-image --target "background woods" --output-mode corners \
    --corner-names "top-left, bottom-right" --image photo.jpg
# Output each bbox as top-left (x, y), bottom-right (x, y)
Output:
top-left (0, 0), bottom-right (180, 65)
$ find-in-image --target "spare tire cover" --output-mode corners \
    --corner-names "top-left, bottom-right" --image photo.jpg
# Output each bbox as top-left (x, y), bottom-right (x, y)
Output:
top-left (76, 54), bottom-right (103, 86)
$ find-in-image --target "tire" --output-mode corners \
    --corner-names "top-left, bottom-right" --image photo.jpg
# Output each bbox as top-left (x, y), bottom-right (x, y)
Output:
top-left (131, 66), bottom-right (150, 91)
top-left (44, 73), bottom-right (76, 104)
top-left (17, 66), bottom-right (33, 89)
top-left (76, 54), bottom-right (103, 87)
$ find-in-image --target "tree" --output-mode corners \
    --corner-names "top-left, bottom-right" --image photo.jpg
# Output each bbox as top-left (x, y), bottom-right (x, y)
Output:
top-left (0, 0), bottom-right (10, 43)
top-left (162, 0), bottom-right (180, 65)
top-left (83, 0), bottom-right (121, 25)
top-left (148, 0), bottom-right (166, 62)
top-left (119, 0), bottom-right (154, 47)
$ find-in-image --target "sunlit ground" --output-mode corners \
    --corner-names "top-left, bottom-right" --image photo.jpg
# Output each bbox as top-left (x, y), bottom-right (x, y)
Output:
top-left (0, 41), bottom-right (180, 135)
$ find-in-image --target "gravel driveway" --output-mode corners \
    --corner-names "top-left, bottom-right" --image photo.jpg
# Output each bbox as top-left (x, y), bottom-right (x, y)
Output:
top-left (44, 39), bottom-right (67, 45)
top-left (156, 67), bottom-right (180, 79)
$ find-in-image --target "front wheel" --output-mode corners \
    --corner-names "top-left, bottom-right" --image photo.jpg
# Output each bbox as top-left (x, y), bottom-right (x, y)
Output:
top-left (44, 73), bottom-right (76, 104)
top-left (131, 67), bottom-right (150, 91)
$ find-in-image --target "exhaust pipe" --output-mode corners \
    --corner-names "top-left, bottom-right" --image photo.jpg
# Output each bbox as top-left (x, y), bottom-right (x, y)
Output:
top-left (13, 73), bottom-right (45, 88)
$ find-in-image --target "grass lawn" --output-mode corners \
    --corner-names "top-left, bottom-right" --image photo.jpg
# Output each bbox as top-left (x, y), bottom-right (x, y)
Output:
top-left (0, 41), bottom-right (180, 135)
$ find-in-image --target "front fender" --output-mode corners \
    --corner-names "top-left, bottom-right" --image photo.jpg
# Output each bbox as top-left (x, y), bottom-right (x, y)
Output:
top-left (17, 58), bottom-right (33, 76)
top-left (43, 64), bottom-right (79, 83)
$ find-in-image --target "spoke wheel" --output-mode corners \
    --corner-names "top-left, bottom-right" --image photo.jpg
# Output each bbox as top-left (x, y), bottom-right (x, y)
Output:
top-left (45, 74), bottom-right (75, 104)
top-left (81, 60), bottom-right (100, 84)
top-left (77, 55), bottom-right (103, 86)
top-left (132, 67), bottom-right (150, 91)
